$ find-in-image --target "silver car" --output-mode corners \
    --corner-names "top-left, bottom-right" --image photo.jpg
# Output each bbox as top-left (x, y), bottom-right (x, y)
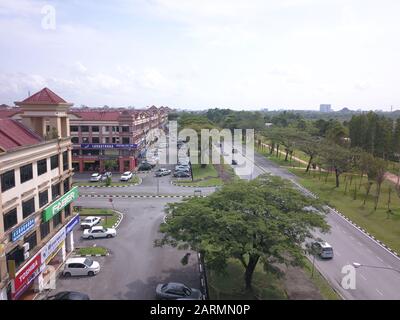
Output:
top-left (63, 258), bottom-right (100, 277)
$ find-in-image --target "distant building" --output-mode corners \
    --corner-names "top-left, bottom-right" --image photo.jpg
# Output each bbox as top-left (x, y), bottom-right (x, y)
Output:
top-left (320, 104), bottom-right (332, 113)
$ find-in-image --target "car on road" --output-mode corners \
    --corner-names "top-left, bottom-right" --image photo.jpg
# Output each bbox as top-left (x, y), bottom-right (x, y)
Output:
top-left (175, 165), bottom-right (190, 171)
top-left (173, 171), bottom-right (191, 178)
top-left (312, 241), bottom-right (334, 259)
top-left (90, 173), bottom-right (103, 182)
top-left (120, 171), bottom-right (133, 181)
top-left (156, 282), bottom-right (202, 300)
top-left (80, 216), bottom-right (101, 229)
top-left (138, 162), bottom-right (153, 171)
top-left (82, 226), bottom-right (117, 239)
top-left (47, 291), bottom-right (90, 300)
top-left (155, 168), bottom-right (171, 177)
top-left (63, 258), bottom-right (101, 277)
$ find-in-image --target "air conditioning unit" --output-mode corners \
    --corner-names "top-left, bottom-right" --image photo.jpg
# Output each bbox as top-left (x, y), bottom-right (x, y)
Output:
top-left (24, 252), bottom-right (30, 260)
top-left (23, 242), bottom-right (30, 253)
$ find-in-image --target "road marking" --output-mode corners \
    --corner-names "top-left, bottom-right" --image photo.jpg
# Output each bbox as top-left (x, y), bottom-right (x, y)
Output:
top-left (357, 242), bottom-right (363, 246)
top-left (376, 256), bottom-right (384, 263)
top-left (359, 274), bottom-right (367, 281)
top-left (376, 289), bottom-right (384, 296)
top-left (335, 251), bottom-right (341, 257)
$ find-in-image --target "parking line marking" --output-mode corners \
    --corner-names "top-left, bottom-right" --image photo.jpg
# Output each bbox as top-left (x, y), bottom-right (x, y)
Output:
top-left (376, 256), bottom-right (384, 263)
top-left (360, 274), bottom-right (367, 281)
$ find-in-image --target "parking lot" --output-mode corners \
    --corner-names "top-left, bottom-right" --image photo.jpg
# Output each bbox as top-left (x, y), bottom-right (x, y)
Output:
top-left (50, 197), bottom-right (201, 300)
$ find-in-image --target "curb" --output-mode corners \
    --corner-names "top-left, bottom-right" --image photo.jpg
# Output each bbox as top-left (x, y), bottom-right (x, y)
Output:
top-left (170, 181), bottom-right (220, 188)
top-left (79, 194), bottom-right (207, 199)
top-left (75, 177), bottom-right (143, 189)
top-left (74, 253), bottom-right (110, 257)
top-left (111, 210), bottom-right (124, 229)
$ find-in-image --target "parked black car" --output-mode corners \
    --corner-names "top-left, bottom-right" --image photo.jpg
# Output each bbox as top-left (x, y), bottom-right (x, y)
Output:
top-left (138, 162), bottom-right (152, 171)
top-left (47, 291), bottom-right (90, 300)
top-left (156, 283), bottom-right (202, 300)
top-left (173, 171), bottom-right (191, 178)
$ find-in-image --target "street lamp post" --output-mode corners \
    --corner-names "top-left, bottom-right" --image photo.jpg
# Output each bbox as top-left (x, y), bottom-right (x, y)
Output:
top-left (353, 262), bottom-right (400, 274)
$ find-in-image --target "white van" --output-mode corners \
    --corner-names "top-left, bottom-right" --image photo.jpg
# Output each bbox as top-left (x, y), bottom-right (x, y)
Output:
top-left (313, 241), bottom-right (334, 259)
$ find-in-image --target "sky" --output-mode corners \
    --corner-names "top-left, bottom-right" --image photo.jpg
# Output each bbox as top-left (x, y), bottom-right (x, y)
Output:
top-left (0, 0), bottom-right (399, 111)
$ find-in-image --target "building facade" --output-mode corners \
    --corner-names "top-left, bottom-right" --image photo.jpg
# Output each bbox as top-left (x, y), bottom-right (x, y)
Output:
top-left (69, 106), bottom-right (169, 173)
top-left (320, 104), bottom-right (332, 113)
top-left (0, 88), bottom-right (79, 300)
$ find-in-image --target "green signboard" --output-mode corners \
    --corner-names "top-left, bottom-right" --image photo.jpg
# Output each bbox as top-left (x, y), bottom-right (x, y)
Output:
top-left (43, 187), bottom-right (79, 222)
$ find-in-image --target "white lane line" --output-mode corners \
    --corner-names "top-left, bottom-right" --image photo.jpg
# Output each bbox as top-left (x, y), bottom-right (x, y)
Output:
top-left (376, 256), bottom-right (384, 263)
top-left (359, 274), bottom-right (367, 281)
top-left (376, 289), bottom-right (384, 296)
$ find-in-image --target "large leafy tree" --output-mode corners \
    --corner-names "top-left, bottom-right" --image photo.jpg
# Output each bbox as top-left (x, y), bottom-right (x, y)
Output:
top-left (320, 142), bottom-right (352, 188)
top-left (156, 174), bottom-right (329, 290)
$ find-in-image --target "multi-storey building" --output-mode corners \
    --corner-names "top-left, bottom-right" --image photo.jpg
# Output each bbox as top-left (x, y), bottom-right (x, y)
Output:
top-left (68, 105), bottom-right (169, 173)
top-left (0, 88), bottom-right (79, 300)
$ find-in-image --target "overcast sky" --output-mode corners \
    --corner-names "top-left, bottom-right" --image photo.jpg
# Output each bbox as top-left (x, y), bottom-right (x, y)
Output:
top-left (0, 0), bottom-right (399, 110)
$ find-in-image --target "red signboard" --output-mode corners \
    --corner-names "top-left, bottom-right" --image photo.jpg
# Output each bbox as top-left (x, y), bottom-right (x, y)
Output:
top-left (13, 253), bottom-right (42, 298)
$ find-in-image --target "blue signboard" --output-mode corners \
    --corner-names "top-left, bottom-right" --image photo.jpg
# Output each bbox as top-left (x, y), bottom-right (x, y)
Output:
top-left (66, 215), bottom-right (80, 234)
top-left (11, 218), bottom-right (35, 242)
top-left (81, 143), bottom-right (137, 149)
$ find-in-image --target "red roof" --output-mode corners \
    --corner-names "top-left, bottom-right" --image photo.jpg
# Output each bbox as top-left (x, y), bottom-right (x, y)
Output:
top-left (0, 119), bottom-right (42, 152)
top-left (0, 109), bottom-right (21, 119)
top-left (70, 111), bottom-right (121, 121)
top-left (19, 87), bottom-right (67, 105)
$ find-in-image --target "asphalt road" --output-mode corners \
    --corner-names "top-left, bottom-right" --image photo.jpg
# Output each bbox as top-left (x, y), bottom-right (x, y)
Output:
top-left (232, 146), bottom-right (400, 300)
top-left (50, 197), bottom-right (200, 300)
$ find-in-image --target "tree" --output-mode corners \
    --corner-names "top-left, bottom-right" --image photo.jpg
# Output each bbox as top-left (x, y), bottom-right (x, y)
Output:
top-left (320, 142), bottom-right (352, 188)
top-left (156, 175), bottom-right (329, 290)
top-left (297, 134), bottom-right (321, 173)
top-left (373, 159), bottom-right (387, 211)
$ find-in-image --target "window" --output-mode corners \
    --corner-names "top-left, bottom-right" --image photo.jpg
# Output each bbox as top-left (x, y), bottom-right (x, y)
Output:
top-left (122, 126), bottom-right (130, 132)
top-left (81, 126), bottom-right (89, 132)
top-left (1, 170), bottom-right (15, 192)
top-left (122, 137), bottom-right (130, 144)
top-left (112, 137), bottom-right (119, 143)
top-left (104, 126), bottom-right (109, 132)
top-left (53, 212), bottom-right (62, 228)
top-left (20, 164), bottom-right (33, 183)
top-left (3, 208), bottom-right (17, 231)
top-left (63, 151), bottom-right (69, 171)
top-left (65, 204), bottom-right (71, 218)
top-left (71, 137), bottom-right (79, 144)
top-left (37, 159), bottom-right (47, 176)
top-left (92, 137), bottom-right (100, 143)
top-left (70, 126), bottom-right (79, 132)
top-left (51, 155), bottom-right (59, 170)
top-left (52, 183), bottom-right (60, 199)
top-left (63, 179), bottom-right (70, 193)
top-left (112, 126), bottom-right (119, 132)
top-left (40, 221), bottom-right (50, 240)
top-left (104, 137), bottom-right (110, 143)
top-left (6, 246), bottom-right (24, 269)
top-left (72, 150), bottom-right (80, 156)
top-left (82, 137), bottom-right (89, 143)
top-left (39, 190), bottom-right (49, 208)
top-left (22, 198), bottom-right (35, 219)
top-left (92, 126), bottom-right (99, 132)
top-left (24, 231), bottom-right (37, 251)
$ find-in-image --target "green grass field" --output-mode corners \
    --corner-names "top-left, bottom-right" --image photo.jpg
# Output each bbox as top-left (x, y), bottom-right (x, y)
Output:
top-left (76, 246), bottom-right (108, 256)
top-left (291, 169), bottom-right (400, 253)
top-left (207, 259), bottom-right (287, 300)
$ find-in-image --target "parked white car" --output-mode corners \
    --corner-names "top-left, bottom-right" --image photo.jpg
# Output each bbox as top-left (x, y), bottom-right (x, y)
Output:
top-left (120, 171), bottom-right (133, 181)
top-left (80, 216), bottom-right (101, 229)
top-left (90, 173), bottom-right (102, 182)
top-left (63, 258), bottom-right (100, 277)
top-left (83, 226), bottom-right (117, 239)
